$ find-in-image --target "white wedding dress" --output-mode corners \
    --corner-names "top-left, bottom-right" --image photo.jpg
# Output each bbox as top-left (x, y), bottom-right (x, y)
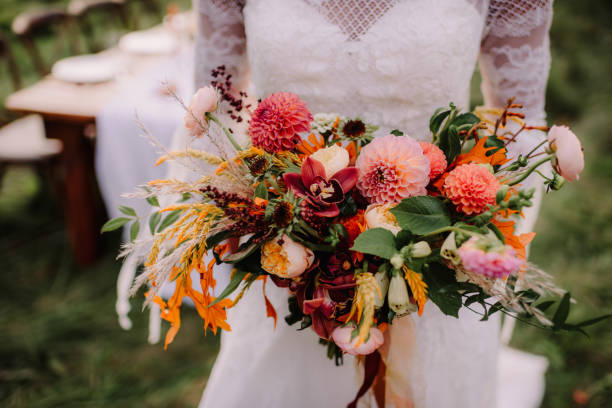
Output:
top-left (122, 1), bottom-right (554, 407)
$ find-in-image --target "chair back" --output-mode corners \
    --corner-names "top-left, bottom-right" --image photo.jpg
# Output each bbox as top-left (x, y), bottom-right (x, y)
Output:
top-left (68, 0), bottom-right (129, 52)
top-left (11, 8), bottom-right (74, 76)
top-left (0, 35), bottom-right (21, 90)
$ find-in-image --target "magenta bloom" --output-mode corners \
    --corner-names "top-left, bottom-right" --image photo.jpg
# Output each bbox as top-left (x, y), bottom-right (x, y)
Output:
top-left (249, 92), bottom-right (313, 153)
top-left (283, 157), bottom-right (358, 217)
top-left (458, 237), bottom-right (523, 279)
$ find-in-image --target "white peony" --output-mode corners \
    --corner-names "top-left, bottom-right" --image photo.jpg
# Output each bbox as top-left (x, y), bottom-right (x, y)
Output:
top-left (310, 145), bottom-right (349, 178)
top-left (364, 203), bottom-right (401, 235)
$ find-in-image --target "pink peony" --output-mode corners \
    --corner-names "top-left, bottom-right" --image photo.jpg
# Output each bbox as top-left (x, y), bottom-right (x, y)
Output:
top-left (548, 125), bottom-right (584, 181)
top-left (458, 236), bottom-right (523, 279)
top-left (185, 86), bottom-right (218, 137)
top-left (332, 325), bottom-right (384, 356)
top-left (249, 92), bottom-right (313, 153)
top-left (418, 141), bottom-right (447, 180)
top-left (355, 134), bottom-right (430, 204)
top-left (444, 164), bottom-right (500, 215)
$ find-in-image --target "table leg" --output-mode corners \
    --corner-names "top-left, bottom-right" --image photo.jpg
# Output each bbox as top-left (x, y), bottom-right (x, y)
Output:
top-left (44, 120), bottom-right (102, 266)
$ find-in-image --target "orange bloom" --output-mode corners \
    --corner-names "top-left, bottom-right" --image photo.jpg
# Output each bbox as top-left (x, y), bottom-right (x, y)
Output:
top-left (455, 137), bottom-right (510, 167)
top-left (296, 133), bottom-right (325, 156)
top-left (491, 218), bottom-right (536, 261)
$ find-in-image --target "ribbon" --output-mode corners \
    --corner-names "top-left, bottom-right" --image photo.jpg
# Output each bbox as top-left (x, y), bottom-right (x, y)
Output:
top-left (347, 350), bottom-right (382, 408)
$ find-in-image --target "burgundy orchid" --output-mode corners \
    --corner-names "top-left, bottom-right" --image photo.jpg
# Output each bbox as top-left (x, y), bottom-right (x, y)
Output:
top-left (283, 157), bottom-right (358, 217)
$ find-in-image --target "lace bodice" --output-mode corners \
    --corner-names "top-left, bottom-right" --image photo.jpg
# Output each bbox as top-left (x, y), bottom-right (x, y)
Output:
top-left (195, 0), bottom-right (552, 142)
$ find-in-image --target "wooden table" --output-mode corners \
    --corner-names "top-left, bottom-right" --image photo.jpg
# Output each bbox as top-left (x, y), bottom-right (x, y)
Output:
top-left (5, 52), bottom-right (163, 266)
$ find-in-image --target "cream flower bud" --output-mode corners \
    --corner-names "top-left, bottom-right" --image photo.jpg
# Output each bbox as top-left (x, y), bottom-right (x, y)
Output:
top-left (374, 269), bottom-right (390, 308)
top-left (411, 241), bottom-right (432, 258)
top-left (364, 203), bottom-right (401, 235)
top-left (261, 234), bottom-right (314, 278)
top-left (440, 231), bottom-right (461, 266)
top-left (388, 273), bottom-right (416, 316)
top-left (548, 125), bottom-right (584, 181)
top-left (310, 145), bottom-right (349, 178)
top-left (185, 86), bottom-right (219, 137)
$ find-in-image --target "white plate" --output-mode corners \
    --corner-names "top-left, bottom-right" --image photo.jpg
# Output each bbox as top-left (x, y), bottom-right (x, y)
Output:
top-left (51, 54), bottom-right (120, 84)
top-left (118, 30), bottom-right (178, 55)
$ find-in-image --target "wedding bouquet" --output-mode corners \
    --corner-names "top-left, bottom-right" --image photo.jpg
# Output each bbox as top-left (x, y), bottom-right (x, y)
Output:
top-left (107, 66), bottom-right (603, 401)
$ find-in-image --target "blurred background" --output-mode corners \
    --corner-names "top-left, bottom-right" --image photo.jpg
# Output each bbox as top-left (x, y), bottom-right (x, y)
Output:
top-left (0, 0), bottom-right (610, 407)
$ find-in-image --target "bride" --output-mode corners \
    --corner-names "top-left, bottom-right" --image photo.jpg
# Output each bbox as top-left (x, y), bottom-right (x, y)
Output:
top-left (191, 1), bottom-right (552, 407)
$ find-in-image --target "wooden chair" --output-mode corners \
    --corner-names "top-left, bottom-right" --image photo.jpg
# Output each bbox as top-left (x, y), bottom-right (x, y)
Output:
top-left (0, 35), bottom-right (62, 191)
top-left (11, 8), bottom-right (74, 76)
top-left (68, 0), bottom-right (130, 52)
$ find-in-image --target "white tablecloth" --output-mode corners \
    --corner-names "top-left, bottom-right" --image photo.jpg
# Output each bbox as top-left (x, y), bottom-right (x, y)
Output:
top-left (95, 49), bottom-right (194, 228)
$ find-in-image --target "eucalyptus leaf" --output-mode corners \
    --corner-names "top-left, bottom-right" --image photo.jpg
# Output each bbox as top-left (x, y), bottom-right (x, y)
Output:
top-left (101, 217), bottom-right (131, 233)
top-left (146, 196), bottom-right (160, 207)
top-left (390, 196), bottom-right (450, 235)
top-left (149, 212), bottom-right (161, 235)
top-left (119, 205), bottom-right (137, 217)
top-left (130, 220), bottom-right (140, 242)
top-left (351, 228), bottom-right (398, 260)
top-left (157, 210), bottom-right (182, 232)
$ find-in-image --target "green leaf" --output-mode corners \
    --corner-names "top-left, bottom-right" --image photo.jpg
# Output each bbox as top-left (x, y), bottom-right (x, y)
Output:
top-left (157, 210), bottom-right (182, 232)
top-left (421, 264), bottom-right (462, 317)
top-left (148, 212), bottom-right (161, 235)
top-left (573, 314), bottom-right (612, 328)
top-left (178, 193), bottom-right (192, 202)
top-left (488, 223), bottom-right (505, 244)
top-left (223, 242), bottom-right (259, 264)
top-left (146, 196), bottom-right (160, 207)
top-left (451, 112), bottom-right (480, 128)
top-left (208, 270), bottom-right (248, 307)
top-left (130, 220), bottom-right (140, 241)
top-left (351, 228), bottom-right (398, 260)
top-left (390, 129), bottom-right (404, 136)
top-left (535, 300), bottom-right (556, 312)
top-left (101, 217), bottom-right (131, 233)
top-left (119, 205), bottom-right (137, 217)
top-left (553, 292), bottom-right (571, 329)
top-left (254, 182), bottom-right (269, 200)
top-left (390, 196), bottom-right (450, 235)
top-left (429, 107), bottom-right (451, 134)
top-left (440, 124), bottom-right (462, 164)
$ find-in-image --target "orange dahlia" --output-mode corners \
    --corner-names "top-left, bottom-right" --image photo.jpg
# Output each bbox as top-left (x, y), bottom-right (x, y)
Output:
top-left (355, 134), bottom-right (430, 204)
top-left (249, 92), bottom-right (313, 153)
top-left (418, 141), bottom-right (447, 180)
top-left (444, 164), bottom-right (500, 215)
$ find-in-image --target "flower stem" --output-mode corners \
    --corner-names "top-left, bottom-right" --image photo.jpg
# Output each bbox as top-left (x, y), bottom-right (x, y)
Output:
top-left (525, 138), bottom-right (549, 159)
top-left (206, 112), bottom-right (242, 152)
top-left (507, 155), bottom-right (554, 186)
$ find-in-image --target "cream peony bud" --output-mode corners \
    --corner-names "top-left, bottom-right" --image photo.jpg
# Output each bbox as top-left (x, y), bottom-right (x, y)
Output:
top-left (332, 324), bottom-right (384, 355)
top-left (364, 203), bottom-right (401, 235)
top-left (374, 269), bottom-right (390, 308)
top-left (185, 86), bottom-right (219, 137)
top-left (261, 234), bottom-right (314, 278)
top-left (548, 125), bottom-right (584, 181)
top-left (388, 273), bottom-right (416, 316)
top-left (310, 145), bottom-right (349, 178)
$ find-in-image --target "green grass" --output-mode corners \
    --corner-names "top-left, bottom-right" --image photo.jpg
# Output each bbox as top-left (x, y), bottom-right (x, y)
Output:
top-left (1, 0), bottom-right (612, 407)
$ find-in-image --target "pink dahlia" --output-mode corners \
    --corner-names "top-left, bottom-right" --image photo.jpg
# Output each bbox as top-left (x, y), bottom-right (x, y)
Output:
top-left (444, 164), bottom-right (500, 215)
top-left (355, 134), bottom-right (430, 204)
top-left (418, 141), bottom-right (447, 180)
top-left (458, 237), bottom-right (523, 279)
top-left (249, 92), bottom-right (313, 153)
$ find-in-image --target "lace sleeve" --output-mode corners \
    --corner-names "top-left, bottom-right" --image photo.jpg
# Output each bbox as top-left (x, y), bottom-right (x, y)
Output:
top-left (194, 0), bottom-right (248, 89)
top-left (479, 1), bottom-right (553, 237)
top-left (479, 0), bottom-right (553, 127)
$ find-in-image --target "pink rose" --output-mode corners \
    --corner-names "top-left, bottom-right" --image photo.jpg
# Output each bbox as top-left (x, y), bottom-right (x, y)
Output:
top-left (332, 325), bottom-right (384, 355)
top-left (548, 125), bottom-right (584, 181)
top-left (185, 86), bottom-right (218, 137)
